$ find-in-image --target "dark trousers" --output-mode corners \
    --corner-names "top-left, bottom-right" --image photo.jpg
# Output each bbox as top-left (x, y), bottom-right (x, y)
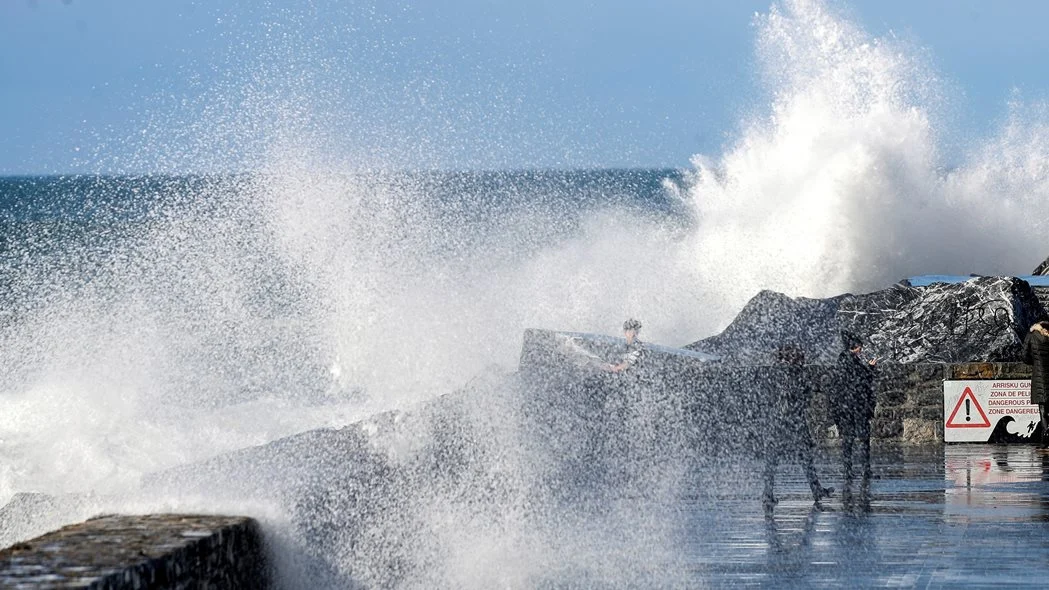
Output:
top-left (762, 397), bottom-right (826, 505)
top-left (835, 413), bottom-right (873, 504)
top-left (762, 429), bottom-right (824, 503)
top-left (840, 428), bottom-right (872, 487)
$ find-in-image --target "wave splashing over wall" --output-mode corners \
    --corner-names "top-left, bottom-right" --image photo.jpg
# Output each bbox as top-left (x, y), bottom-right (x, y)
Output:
top-left (681, 0), bottom-right (1049, 323)
top-left (7, 0), bottom-right (1049, 587)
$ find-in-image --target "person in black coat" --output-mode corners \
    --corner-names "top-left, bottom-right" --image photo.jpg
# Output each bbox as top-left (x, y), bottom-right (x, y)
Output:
top-left (829, 332), bottom-right (877, 508)
top-left (761, 344), bottom-right (834, 512)
top-left (1022, 321), bottom-right (1049, 445)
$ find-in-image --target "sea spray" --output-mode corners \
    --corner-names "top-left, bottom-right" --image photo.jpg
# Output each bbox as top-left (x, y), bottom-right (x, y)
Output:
top-left (682, 0), bottom-right (1049, 324)
top-left (5, 0), bottom-right (1049, 587)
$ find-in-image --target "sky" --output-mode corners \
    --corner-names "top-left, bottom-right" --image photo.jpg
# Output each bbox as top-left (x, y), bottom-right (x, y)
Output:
top-left (2, 0), bottom-right (1049, 174)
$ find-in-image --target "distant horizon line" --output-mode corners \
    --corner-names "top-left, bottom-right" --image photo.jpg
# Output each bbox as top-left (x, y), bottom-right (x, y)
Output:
top-left (0, 166), bottom-right (689, 179)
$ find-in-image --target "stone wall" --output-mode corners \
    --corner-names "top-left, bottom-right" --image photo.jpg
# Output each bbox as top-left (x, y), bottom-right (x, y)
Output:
top-left (788, 361), bottom-right (1033, 445)
top-left (868, 362), bottom-right (1031, 444)
top-left (0, 514), bottom-right (268, 589)
top-left (521, 328), bottom-right (1036, 446)
top-left (735, 361), bottom-right (1031, 445)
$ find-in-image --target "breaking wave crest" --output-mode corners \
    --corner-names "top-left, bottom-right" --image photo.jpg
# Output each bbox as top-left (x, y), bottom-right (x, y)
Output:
top-left (682, 0), bottom-right (1049, 320)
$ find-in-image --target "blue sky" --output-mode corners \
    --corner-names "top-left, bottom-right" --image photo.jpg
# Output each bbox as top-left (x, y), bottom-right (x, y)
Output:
top-left (2, 0), bottom-right (1049, 174)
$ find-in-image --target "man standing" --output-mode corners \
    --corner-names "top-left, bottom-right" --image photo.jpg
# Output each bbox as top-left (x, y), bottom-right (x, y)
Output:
top-left (1022, 321), bottom-right (1049, 446)
top-left (830, 332), bottom-right (878, 508)
top-left (607, 319), bottom-right (645, 373)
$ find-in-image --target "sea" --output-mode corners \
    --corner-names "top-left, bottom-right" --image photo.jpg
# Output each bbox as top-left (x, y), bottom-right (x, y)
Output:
top-left (7, 0), bottom-right (1049, 587)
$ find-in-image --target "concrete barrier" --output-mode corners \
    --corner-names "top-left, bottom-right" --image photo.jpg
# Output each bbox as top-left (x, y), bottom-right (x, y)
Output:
top-left (0, 514), bottom-right (268, 589)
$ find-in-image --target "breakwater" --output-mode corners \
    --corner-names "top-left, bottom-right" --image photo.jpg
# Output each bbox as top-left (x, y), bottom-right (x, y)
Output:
top-left (0, 332), bottom-right (1033, 586)
top-left (0, 514), bottom-right (267, 589)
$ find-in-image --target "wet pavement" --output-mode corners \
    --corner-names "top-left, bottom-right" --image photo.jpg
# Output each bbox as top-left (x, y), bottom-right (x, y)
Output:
top-left (4, 441), bottom-right (1041, 587)
top-left (525, 444), bottom-right (1049, 588)
top-left (675, 443), bottom-right (1049, 588)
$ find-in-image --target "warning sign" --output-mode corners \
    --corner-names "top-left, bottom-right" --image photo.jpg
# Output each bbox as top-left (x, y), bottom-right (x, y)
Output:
top-left (944, 380), bottom-right (1041, 443)
top-left (945, 387), bottom-right (990, 428)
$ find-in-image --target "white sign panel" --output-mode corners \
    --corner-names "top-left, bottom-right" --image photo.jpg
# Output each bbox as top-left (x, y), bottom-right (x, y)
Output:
top-left (943, 380), bottom-right (1040, 443)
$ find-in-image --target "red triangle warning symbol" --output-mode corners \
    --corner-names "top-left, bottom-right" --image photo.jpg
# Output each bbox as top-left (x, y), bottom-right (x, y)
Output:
top-left (946, 387), bottom-right (991, 428)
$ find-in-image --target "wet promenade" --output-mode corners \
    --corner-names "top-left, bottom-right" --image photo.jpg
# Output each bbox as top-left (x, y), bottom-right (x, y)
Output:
top-left (538, 444), bottom-right (1049, 588)
top-left (685, 444), bottom-right (1049, 587)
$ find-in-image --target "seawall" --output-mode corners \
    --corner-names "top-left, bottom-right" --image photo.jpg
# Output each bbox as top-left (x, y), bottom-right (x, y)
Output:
top-left (860, 361), bottom-right (1032, 444)
top-left (0, 337), bottom-right (1031, 586)
top-left (520, 328), bottom-right (1034, 446)
top-left (0, 514), bottom-right (268, 589)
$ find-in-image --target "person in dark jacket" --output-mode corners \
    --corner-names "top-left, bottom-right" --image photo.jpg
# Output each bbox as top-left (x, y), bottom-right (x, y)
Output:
top-left (762, 344), bottom-right (834, 512)
top-left (1022, 321), bottom-right (1049, 445)
top-left (829, 332), bottom-right (878, 508)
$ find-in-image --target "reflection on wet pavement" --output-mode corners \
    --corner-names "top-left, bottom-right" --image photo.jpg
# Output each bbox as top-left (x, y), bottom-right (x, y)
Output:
top-left (548, 445), bottom-right (1049, 587)
top-left (677, 444), bottom-right (1049, 587)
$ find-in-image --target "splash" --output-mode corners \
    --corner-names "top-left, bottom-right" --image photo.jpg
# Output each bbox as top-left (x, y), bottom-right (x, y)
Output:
top-left (4, 0), bottom-right (1049, 587)
top-left (681, 0), bottom-right (1049, 321)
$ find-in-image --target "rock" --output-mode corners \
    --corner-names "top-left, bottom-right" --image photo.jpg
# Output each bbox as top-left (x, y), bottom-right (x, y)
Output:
top-left (844, 277), bottom-right (1044, 363)
top-left (139, 375), bottom-right (527, 589)
top-left (688, 277), bottom-right (1045, 364)
top-left (1033, 255), bottom-right (1049, 275)
top-left (684, 290), bottom-right (843, 364)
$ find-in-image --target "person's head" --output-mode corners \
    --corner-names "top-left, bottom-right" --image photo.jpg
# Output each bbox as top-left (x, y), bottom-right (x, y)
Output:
top-left (623, 318), bottom-right (642, 343)
top-left (1032, 321), bottom-right (1049, 336)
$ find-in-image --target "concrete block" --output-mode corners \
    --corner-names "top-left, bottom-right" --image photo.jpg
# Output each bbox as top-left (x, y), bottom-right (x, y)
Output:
top-left (0, 514), bottom-right (268, 589)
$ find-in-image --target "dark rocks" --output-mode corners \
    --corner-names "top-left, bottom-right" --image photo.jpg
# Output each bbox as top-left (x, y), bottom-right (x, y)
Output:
top-left (845, 277), bottom-right (1043, 363)
top-left (1032, 255), bottom-right (1049, 276)
top-left (684, 289), bottom-right (843, 364)
top-left (688, 277), bottom-right (1045, 364)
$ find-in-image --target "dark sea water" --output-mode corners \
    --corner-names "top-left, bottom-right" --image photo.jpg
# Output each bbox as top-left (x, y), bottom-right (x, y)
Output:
top-left (0, 169), bottom-right (687, 341)
top-left (0, 170), bottom-right (684, 223)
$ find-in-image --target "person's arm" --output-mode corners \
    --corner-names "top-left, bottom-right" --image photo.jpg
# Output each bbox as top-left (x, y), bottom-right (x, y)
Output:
top-left (1023, 333), bottom-right (1034, 365)
top-left (609, 347), bottom-right (643, 373)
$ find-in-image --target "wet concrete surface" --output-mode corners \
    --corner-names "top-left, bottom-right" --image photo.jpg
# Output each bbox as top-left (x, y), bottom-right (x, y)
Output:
top-left (694, 443), bottom-right (1049, 587)
top-left (536, 444), bottom-right (1049, 588)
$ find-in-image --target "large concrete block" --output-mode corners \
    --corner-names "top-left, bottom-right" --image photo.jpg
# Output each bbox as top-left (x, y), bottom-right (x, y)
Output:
top-left (0, 514), bottom-right (268, 589)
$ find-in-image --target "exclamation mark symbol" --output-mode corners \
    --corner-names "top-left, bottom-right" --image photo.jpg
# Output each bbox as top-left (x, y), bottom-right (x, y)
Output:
top-left (965, 398), bottom-right (971, 422)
